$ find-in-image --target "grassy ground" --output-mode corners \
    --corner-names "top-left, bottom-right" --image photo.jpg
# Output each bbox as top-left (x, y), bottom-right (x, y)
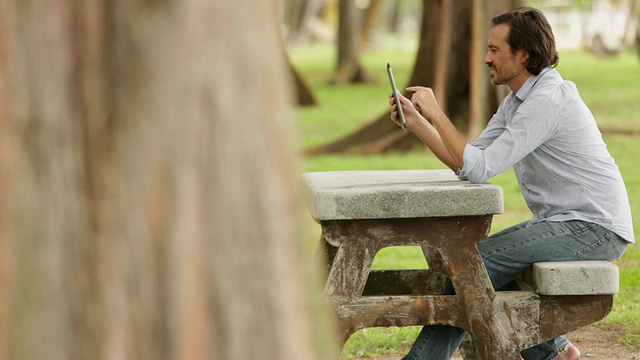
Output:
top-left (291, 44), bottom-right (640, 357)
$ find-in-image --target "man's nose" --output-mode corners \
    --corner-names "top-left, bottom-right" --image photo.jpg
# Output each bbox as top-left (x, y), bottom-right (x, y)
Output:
top-left (484, 52), bottom-right (491, 65)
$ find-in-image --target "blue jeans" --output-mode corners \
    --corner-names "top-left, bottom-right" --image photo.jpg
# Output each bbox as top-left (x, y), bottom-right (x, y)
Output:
top-left (402, 220), bottom-right (629, 360)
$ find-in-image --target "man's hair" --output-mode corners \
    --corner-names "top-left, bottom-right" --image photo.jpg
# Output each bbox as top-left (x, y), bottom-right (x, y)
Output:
top-left (492, 7), bottom-right (559, 75)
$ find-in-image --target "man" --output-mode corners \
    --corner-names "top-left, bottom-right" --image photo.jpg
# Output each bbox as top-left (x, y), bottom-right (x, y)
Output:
top-left (389, 7), bottom-right (634, 360)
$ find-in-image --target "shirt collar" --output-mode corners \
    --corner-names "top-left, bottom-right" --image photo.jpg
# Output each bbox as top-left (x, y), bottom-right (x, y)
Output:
top-left (515, 67), bottom-right (553, 101)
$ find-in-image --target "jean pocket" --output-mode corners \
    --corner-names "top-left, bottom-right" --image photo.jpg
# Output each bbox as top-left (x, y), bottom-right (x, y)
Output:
top-left (576, 232), bottom-right (622, 261)
top-left (563, 220), bottom-right (599, 236)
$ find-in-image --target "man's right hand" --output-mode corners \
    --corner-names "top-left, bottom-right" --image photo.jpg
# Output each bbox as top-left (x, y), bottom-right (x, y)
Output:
top-left (388, 92), bottom-right (424, 131)
top-left (406, 86), bottom-right (445, 122)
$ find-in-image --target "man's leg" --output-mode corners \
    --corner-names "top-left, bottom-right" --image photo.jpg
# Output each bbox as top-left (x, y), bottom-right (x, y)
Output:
top-left (401, 222), bottom-right (531, 360)
top-left (402, 220), bottom-right (627, 360)
top-left (401, 325), bottom-right (467, 360)
top-left (478, 220), bottom-right (627, 360)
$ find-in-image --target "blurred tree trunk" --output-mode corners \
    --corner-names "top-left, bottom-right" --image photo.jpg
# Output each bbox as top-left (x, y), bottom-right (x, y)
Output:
top-left (285, 0), bottom-right (311, 38)
top-left (433, 0), bottom-right (452, 109)
top-left (637, 24), bottom-right (640, 58)
top-left (279, 0), bottom-right (318, 106)
top-left (333, 0), bottom-right (370, 84)
top-left (467, 0), bottom-right (488, 141)
top-left (306, 0), bottom-right (516, 155)
top-left (360, 0), bottom-right (381, 50)
top-left (0, 1), bottom-right (335, 359)
top-left (636, 0), bottom-right (640, 58)
top-left (291, 60), bottom-right (319, 106)
top-left (284, 0), bottom-right (326, 43)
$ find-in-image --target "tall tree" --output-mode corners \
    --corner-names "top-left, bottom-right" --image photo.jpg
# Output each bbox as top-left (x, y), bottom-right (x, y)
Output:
top-left (281, 0), bottom-right (319, 105)
top-left (637, 22), bottom-right (640, 58)
top-left (284, 0), bottom-right (326, 43)
top-left (291, 59), bottom-right (320, 106)
top-left (467, 0), bottom-right (487, 141)
top-left (635, 0), bottom-right (640, 58)
top-left (333, 0), bottom-right (370, 84)
top-left (360, 0), bottom-right (382, 50)
top-left (0, 0), bottom-right (335, 359)
top-left (285, 0), bottom-right (311, 39)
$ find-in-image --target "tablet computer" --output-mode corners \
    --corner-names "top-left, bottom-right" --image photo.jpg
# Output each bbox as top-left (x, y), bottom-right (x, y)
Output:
top-left (387, 63), bottom-right (407, 131)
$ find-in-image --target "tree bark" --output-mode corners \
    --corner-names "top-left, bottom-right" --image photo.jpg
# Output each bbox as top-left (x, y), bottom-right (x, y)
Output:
top-left (0, 1), bottom-right (335, 359)
top-left (334, 0), bottom-right (370, 84)
top-left (284, 0), bottom-right (325, 43)
top-left (360, 0), bottom-right (381, 50)
top-left (291, 61), bottom-right (320, 106)
top-left (285, 0), bottom-right (310, 37)
top-left (280, 0), bottom-right (318, 106)
top-left (636, 1), bottom-right (640, 58)
top-left (467, 0), bottom-right (487, 141)
top-left (637, 25), bottom-right (640, 59)
top-left (433, 0), bottom-right (452, 109)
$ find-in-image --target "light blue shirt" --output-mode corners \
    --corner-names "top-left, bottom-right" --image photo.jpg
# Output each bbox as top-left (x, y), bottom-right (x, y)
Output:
top-left (458, 68), bottom-right (635, 243)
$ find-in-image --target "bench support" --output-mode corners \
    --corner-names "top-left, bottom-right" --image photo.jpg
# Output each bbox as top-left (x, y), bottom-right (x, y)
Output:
top-left (319, 217), bottom-right (618, 360)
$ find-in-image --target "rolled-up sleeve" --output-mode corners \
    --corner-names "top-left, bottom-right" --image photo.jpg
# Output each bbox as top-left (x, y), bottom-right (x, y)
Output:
top-left (457, 144), bottom-right (485, 182)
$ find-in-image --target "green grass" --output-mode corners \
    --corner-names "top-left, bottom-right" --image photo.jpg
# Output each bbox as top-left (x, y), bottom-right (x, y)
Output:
top-left (292, 45), bottom-right (640, 357)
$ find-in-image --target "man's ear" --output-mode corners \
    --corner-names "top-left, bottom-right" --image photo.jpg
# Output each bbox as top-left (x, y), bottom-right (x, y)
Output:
top-left (518, 49), bottom-right (530, 64)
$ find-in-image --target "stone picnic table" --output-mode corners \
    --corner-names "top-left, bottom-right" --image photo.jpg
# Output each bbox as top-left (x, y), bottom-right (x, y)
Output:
top-left (302, 169), bottom-right (618, 360)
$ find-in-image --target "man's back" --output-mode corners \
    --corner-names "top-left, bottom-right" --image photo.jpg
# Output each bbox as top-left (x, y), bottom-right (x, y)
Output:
top-left (471, 68), bottom-right (634, 243)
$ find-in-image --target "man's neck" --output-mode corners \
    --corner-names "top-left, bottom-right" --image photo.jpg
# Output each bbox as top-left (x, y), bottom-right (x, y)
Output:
top-left (508, 70), bottom-right (532, 93)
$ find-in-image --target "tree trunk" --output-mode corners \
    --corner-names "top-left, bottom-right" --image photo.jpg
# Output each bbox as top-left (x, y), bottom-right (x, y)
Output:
top-left (434, 0), bottom-right (452, 109)
top-left (622, 0), bottom-right (638, 48)
top-left (467, 0), bottom-right (487, 141)
top-left (0, 1), bottom-right (335, 359)
top-left (280, 0), bottom-right (318, 106)
top-left (360, 0), bottom-right (381, 50)
top-left (284, 0), bottom-right (326, 43)
top-left (285, 0), bottom-right (311, 37)
top-left (333, 0), bottom-right (370, 84)
top-left (637, 25), bottom-right (640, 59)
top-left (636, 1), bottom-right (640, 58)
top-left (291, 61), bottom-right (320, 106)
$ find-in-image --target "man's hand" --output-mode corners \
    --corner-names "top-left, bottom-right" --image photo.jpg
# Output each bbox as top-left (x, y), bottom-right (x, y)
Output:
top-left (406, 86), bottom-right (465, 170)
top-left (388, 92), bottom-right (424, 131)
top-left (406, 86), bottom-right (445, 122)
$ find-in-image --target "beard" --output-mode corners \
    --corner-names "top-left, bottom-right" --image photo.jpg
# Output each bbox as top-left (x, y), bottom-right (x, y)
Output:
top-left (489, 65), bottom-right (518, 87)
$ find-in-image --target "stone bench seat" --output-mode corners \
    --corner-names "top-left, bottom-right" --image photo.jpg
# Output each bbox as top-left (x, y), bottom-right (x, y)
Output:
top-left (528, 261), bottom-right (619, 296)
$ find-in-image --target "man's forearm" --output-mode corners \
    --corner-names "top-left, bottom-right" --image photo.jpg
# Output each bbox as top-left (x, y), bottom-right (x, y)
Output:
top-left (412, 117), bottom-right (459, 171)
top-left (430, 112), bottom-right (466, 170)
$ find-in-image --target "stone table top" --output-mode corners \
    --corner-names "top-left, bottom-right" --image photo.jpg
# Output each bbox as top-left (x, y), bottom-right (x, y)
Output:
top-left (303, 169), bottom-right (503, 221)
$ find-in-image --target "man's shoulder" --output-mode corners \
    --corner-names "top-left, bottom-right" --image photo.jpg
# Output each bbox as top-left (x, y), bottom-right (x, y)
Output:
top-left (530, 69), bottom-right (578, 102)
top-left (535, 68), bottom-right (564, 89)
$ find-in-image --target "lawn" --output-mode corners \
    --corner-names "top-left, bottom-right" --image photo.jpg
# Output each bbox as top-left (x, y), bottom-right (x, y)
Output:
top-left (291, 43), bottom-right (640, 357)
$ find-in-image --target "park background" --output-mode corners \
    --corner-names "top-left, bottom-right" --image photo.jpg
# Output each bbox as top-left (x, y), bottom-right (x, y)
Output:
top-left (286, 0), bottom-right (640, 357)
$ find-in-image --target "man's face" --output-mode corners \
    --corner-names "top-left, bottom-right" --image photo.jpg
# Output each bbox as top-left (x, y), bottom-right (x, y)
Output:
top-left (484, 24), bottom-right (527, 88)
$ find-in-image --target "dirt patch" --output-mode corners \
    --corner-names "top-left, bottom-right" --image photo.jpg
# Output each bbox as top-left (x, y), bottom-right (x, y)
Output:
top-left (351, 325), bottom-right (639, 359)
top-left (565, 325), bottom-right (638, 359)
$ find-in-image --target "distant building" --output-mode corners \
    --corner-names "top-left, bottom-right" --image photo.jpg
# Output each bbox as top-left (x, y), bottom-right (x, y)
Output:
top-left (536, 0), bottom-right (633, 51)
